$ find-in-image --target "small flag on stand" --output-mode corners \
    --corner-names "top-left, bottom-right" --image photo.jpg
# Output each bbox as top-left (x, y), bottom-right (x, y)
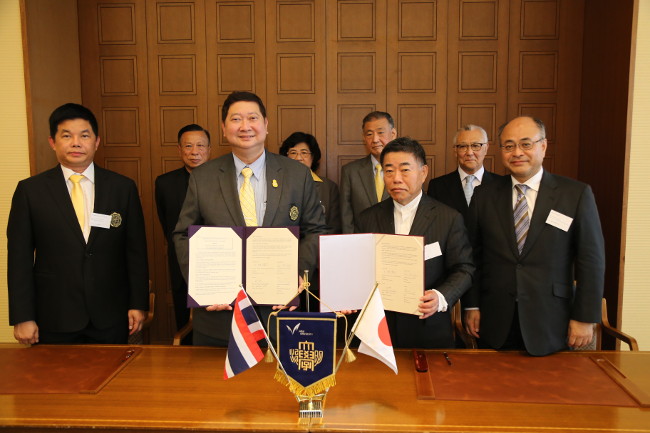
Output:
top-left (353, 287), bottom-right (398, 374)
top-left (224, 289), bottom-right (267, 379)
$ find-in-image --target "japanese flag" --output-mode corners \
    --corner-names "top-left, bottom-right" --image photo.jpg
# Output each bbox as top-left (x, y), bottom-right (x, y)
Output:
top-left (353, 288), bottom-right (398, 374)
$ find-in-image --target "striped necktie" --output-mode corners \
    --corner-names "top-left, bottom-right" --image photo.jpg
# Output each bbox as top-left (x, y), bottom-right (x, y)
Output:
top-left (514, 184), bottom-right (530, 254)
top-left (69, 174), bottom-right (85, 230)
top-left (375, 163), bottom-right (384, 202)
top-left (239, 167), bottom-right (257, 226)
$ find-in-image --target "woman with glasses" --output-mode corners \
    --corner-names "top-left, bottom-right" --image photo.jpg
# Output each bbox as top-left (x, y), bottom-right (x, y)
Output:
top-left (280, 132), bottom-right (341, 234)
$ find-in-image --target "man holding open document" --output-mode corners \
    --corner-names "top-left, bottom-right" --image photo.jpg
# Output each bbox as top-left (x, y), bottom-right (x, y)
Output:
top-left (356, 137), bottom-right (474, 348)
top-left (173, 91), bottom-right (327, 346)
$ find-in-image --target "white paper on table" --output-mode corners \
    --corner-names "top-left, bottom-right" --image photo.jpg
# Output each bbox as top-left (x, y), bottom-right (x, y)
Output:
top-left (245, 227), bottom-right (298, 304)
top-left (188, 227), bottom-right (242, 306)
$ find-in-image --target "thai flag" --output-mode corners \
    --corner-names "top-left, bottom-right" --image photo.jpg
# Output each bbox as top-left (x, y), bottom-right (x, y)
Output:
top-left (224, 289), bottom-right (267, 379)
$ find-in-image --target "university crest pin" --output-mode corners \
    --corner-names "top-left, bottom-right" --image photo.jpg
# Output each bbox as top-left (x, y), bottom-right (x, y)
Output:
top-left (289, 205), bottom-right (299, 221)
top-left (110, 212), bottom-right (122, 228)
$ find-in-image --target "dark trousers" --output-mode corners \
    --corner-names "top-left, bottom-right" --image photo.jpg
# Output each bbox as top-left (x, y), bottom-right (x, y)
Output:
top-left (38, 320), bottom-right (128, 344)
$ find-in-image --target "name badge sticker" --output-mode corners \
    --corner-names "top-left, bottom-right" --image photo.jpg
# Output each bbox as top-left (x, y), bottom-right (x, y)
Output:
top-left (425, 241), bottom-right (442, 261)
top-left (90, 213), bottom-right (112, 229)
top-left (546, 209), bottom-right (573, 232)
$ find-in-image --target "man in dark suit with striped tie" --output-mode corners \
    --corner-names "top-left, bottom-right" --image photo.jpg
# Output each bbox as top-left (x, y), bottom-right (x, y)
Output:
top-left (464, 116), bottom-right (605, 356)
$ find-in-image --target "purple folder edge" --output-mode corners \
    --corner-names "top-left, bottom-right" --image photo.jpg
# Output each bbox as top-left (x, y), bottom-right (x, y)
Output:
top-left (187, 225), bottom-right (300, 307)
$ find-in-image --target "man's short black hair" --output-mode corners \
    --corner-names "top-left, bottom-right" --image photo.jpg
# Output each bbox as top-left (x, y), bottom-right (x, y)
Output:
top-left (380, 136), bottom-right (427, 166)
top-left (362, 111), bottom-right (395, 130)
top-left (49, 103), bottom-right (99, 138)
top-left (177, 124), bottom-right (211, 144)
top-left (279, 131), bottom-right (322, 171)
top-left (221, 91), bottom-right (267, 123)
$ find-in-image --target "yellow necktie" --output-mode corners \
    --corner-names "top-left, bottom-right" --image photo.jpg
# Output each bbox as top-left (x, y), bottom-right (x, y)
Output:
top-left (70, 174), bottom-right (85, 229)
top-left (240, 167), bottom-right (257, 226)
top-left (375, 163), bottom-right (384, 202)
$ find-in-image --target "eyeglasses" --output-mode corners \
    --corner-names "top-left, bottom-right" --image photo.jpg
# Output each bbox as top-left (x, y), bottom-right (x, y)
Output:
top-left (500, 138), bottom-right (545, 153)
top-left (454, 142), bottom-right (485, 152)
top-left (288, 150), bottom-right (312, 157)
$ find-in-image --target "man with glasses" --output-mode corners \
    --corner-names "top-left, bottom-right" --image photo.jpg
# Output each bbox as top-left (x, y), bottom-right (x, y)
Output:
top-left (463, 116), bottom-right (605, 356)
top-left (427, 125), bottom-right (497, 219)
top-left (155, 124), bottom-right (211, 343)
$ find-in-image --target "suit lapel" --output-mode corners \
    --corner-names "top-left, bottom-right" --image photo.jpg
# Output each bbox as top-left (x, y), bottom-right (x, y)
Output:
top-left (451, 172), bottom-right (469, 212)
top-left (45, 167), bottom-right (86, 245)
top-left (359, 155), bottom-right (379, 205)
top-left (494, 176), bottom-right (520, 258)
top-left (263, 152), bottom-right (282, 226)
top-left (410, 194), bottom-right (435, 236)
top-left (219, 156), bottom-right (246, 226)
top-left (87, 166), bottom-right (110, 248)
top-left (377, 200), bottom-right (396, 234)
top-left (520, 172), bottom-right (557, 258)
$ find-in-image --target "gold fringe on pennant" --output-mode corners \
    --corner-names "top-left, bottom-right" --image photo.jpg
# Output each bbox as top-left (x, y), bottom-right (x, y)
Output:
top-left (344, 348), bottom-right (356, 363)
top-left (274, 369), bottom-right (336, 398)
top-left (264, 348), bottom-right (275, 363)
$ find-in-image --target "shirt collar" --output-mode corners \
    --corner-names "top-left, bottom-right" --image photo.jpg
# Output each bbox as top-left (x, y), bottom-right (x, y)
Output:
top-left (370, 155), bottom-right (381, 172)
top-left (393, 190), bottom-right (423, 213)
top-left (458, 165), bottom-right (485, 182)
top-left (61, 162), bottom-right (95, 183)
top-left (233, 151), bottom-right (266, 178)
top-left (511, 167), bottom-right (544, 192)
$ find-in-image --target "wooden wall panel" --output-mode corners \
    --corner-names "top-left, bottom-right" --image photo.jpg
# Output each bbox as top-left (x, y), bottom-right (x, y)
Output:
top-left (143, 0), bottom-right (208, 341)
top-left (74, 0), bottom-right (597, 343)
top-left (447, 0), bottom-right (508, 174)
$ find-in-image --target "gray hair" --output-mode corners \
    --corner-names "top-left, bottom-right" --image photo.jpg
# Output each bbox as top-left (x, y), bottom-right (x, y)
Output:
top-left (453, 124), bottom-right (488, 145)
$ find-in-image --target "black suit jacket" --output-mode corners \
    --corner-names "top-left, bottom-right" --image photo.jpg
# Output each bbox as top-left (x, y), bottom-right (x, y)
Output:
top-left (465, 172), bottom-right (605, 356)
top-left (340, 155), bottom-right (389, 234)
top-left (155, 167), bottom-right (192, 333)
top-left (155, 167), bottom-right (190, 294)
top-left (7, 165), bottom-right (149, 333)
top-left (427, 169), bottom-right (497, 220)
top-left (173, 151), bottom-right (328, 342)
top-left (316, 176), bottom-right (342, 234)
top-left (357, 194), bottom-right (474, 348)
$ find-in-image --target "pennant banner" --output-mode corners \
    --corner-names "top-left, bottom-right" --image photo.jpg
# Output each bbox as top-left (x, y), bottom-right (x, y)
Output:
top-left (274, 312), bottom-right (337, 397)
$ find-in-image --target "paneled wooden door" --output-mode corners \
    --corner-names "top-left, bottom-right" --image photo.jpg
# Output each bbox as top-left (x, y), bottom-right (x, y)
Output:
top-left (78, 0), bottom-right (584, 343)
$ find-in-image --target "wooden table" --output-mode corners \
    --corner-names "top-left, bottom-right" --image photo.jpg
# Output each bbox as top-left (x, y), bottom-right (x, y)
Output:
top-left (1, 345), bottom-right (649, 432)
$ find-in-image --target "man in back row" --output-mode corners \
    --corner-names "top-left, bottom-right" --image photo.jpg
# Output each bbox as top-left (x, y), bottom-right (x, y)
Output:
top-left (155, 124), bottom-right (211, 341)
top-left (464, 116), bottom-right (605, 356)
top-left (428, 124), bottom-right (497, 219)
top-left (340, 111), bottom-right (396, 233)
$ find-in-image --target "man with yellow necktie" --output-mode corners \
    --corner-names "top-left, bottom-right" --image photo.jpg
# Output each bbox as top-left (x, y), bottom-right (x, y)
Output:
top-left (7, 103), bottom-right (149, 345)
top-left (340, 111), bottom-right (397, 233)
top-left (173, 92), bottom-right (328, 346)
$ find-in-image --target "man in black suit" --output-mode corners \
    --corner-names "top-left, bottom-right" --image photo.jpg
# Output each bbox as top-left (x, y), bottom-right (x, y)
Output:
top-left (173, 91), bottom-right (328, 346)
top-left (340, 111), bottom-right (396, 233)
top-left (427, 124), bottom-right (497, 219)
top-left (357, 137), bottom-right (474, 348)
top-left (464, 116), bottom-right (605, 356)
top-left (7, 103), bottom-right (149, 345)
top-left (155, 124), bottom-right (210, 341)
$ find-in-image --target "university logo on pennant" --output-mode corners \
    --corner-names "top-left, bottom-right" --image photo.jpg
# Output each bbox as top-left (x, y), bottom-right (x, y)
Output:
top-left (274, 312), bottom-right (337, 397)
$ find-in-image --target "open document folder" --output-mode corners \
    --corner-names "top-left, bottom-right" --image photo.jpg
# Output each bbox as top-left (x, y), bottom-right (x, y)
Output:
top-left (319, 233), bottom-right (424, 315)
top-left (187, 226), bottom-right (298, 306)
